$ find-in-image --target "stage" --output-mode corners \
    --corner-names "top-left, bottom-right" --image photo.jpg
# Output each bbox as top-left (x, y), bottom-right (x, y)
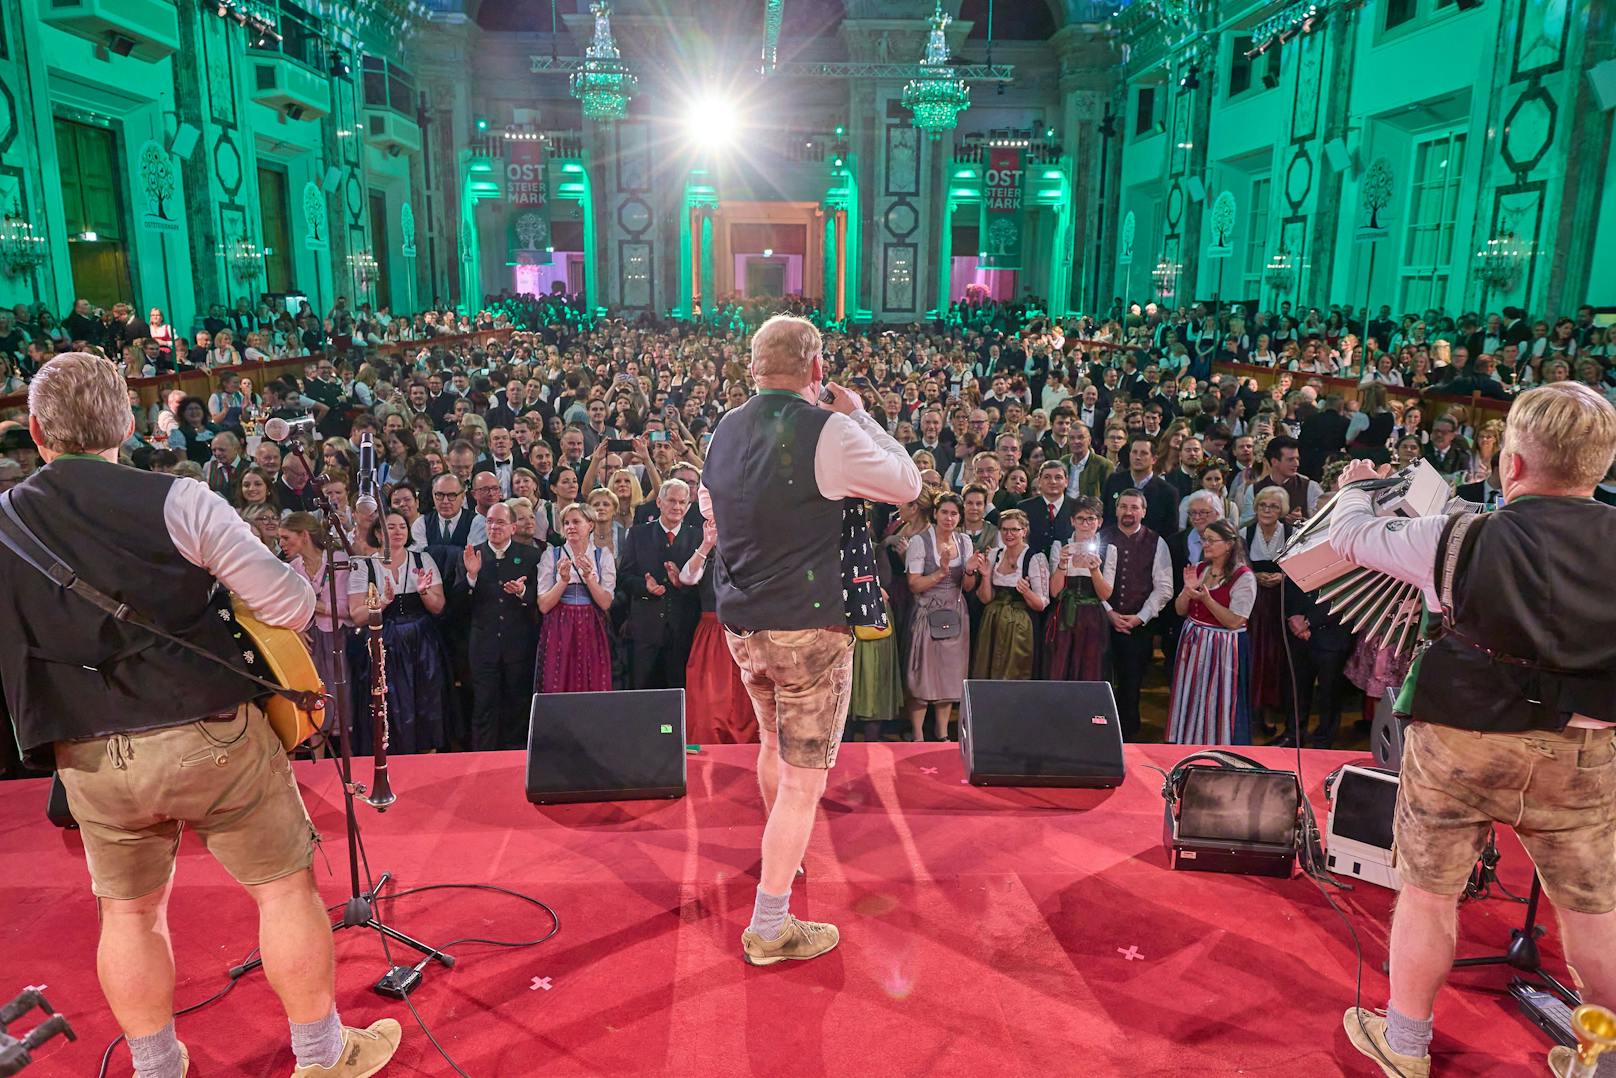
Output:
top-left (0, 743), bottom-right (1564, 1076)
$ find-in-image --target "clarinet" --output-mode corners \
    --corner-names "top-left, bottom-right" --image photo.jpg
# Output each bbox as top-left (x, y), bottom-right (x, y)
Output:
top-left (362, 582), bottom-right (396, 810)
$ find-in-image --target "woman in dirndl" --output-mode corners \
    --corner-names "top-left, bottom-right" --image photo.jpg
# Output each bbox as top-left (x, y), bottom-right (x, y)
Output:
top-left (1043, 496), bottom-right (1114, 681)
top-left (279, 512), bottom-right (349, 753)
top-left (535, 502), bottom-right (615, 693)
top-left (680, 516), bottom-right (757, 743)
top-left (847, 502), bottom-right (905, 740)
top-left (345, 510), bottom-right (451, 754)
top-left (903, 490), bottom-right (976, 742)
top-left (1167, 518), bottom-right (1257, 744)
top-left (971, 509), bottom-right (1049, 681)
top-left (1242, 486), bottom-right (1294, 738)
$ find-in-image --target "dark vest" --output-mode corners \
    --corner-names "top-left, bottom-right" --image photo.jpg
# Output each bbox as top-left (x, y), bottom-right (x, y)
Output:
top-left (704, 392), bottom-right (843, 630)
top-left (1104, 524), bottom-right (1161, 617)
top-left (1253, 474), bottom-right (1312, 516)
top-left (0, 459), bottom-right (260, 768)
top-left (1416, 498), bottom-right (1616, 733)
top-left (423, 510), bottom-right (475, 571)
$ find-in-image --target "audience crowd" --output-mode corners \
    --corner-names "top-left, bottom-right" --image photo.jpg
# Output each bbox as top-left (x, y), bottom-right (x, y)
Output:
top-left (3, 287), bottom-right (1614, 775)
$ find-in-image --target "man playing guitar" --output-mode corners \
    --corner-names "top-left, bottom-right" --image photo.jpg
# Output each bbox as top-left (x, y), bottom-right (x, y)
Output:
top-left (0, 353), bottom-right (402, 1077)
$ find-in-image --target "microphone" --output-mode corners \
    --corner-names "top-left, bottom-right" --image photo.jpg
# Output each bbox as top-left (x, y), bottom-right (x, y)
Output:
top-left (263, 414), bottom-right (318, 442)
top-left (355, 432), bottom-right (379, 516)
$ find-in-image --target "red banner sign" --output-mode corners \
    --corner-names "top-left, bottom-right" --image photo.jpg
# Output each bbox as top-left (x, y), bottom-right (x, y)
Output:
top-left (506, 141), bottom-right (548, 208)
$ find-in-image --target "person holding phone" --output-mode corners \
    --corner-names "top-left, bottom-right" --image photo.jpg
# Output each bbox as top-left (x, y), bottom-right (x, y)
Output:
top-left (1044, 495), bottom-right (1115, 680)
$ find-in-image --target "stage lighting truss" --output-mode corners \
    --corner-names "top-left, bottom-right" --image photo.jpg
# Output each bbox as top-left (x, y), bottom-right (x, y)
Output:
top-left (207, 0), bottom-right (281, 46)
top-left (1248, 1), bottom-right (1322, 58)
top-left (569, 2), bottom-right (638, 122)
top-left (901, 2), bottom-right (971, 137)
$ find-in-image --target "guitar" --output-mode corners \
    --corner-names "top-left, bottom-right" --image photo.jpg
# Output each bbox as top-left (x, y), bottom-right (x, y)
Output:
top-left (228, 595), bottom-right (326, 752)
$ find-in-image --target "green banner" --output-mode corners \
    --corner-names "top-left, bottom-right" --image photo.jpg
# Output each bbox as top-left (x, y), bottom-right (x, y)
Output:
top-left (506, 206), bottom-right (552, 266)
top-left (979, 146), bottom-right (1024, 270)
top-left (505, 139), bottom-right (551, 265)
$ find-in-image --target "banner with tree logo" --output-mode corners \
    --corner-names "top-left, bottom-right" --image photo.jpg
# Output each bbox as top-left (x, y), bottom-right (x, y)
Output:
top-left (506, 140), bottom-right (551, 265)
top-left (979, 146), bottom-right (1024, 271)
top-left (137, 141), bottom-right (180, 234)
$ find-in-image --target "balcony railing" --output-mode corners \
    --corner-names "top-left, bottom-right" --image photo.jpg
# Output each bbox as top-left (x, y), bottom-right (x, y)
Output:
top-left (468, 129), bottom-right (585, 160)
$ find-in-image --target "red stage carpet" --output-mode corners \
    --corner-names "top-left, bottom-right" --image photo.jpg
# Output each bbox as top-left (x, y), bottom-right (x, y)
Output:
top-left (0, 743), bottom-right (1564, 1076)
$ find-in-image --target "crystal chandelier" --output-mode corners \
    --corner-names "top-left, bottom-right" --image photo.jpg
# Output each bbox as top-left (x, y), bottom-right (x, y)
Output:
top-left (1473, 231), bottom-right (1525, 290)
top-left (901, 3), bottom-right (970, 137)
top-left (227, 234), bottom-right (267, 283)
top-left (570, 2), bottom-right (638, 122)
top-left (0, 203), bottom-right (48, 277)
top-left (1263, 247), bottom-right (1295, 294)
top-left (348, 249), bottom-right (379, 289)
top-left (1152, 257), bottom-right (1179, 299)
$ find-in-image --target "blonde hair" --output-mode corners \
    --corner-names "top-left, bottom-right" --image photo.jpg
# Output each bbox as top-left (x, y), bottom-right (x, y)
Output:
top-left (750, 315), bottom-right (822, 379)
top-left (1253, 485), bottom-right (1291, 513)
top-left (558, 501), bottom-right (594, 528)
top-left (1504, 383), bottom-right (1616, 489)
top-left (27, 352), bottom-right (132, 453)
top-left (607, 467), bottom-right (643, 512)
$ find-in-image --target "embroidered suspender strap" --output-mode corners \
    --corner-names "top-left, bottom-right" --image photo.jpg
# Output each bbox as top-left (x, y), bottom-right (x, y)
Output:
top-left (1436, 511), bottom-right (1481, 625)
top-left (0, 489), bottom-right (316, 708)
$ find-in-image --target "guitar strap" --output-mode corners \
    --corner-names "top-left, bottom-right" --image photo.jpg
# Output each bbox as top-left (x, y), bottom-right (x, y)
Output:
top-left (0, 488), bottom-right (318, 709)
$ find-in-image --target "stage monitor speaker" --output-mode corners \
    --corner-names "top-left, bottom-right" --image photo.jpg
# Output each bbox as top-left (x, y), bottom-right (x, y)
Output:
top-left (959, 680), bottom-right (1125, 788)
top-left (1185, 176), bottom-right (1207, 203)
top-left (1590, 59), bottom-right (1616, 113)
top-left (1325, 764), bottom-right (1401, 890)
top-left (525, 689), bottom-right (686, 805)
top-left (1165, 763), bottom-right (1299, 877)
top-left (169, 123), bottom-right (200, 161)
top-left (1371, 690), bottom-right (1409, 771)
top-left (47, 774), bottom-right (77, 829)
top-left (321, 166), bottom-right (342, 193)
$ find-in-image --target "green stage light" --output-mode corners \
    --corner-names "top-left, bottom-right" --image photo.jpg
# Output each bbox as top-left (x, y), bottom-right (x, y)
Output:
top-left (475, 118), bottom-right (489, 132)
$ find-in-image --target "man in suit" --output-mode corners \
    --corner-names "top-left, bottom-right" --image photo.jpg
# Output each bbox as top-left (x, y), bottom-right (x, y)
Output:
top-left (472, 427), bottom-right (520, 497)
top-left (1060, 423), bottom-right (1113, 500)
top-left (904, 408), bottom-right (953, 460)
top-left (458, 504), bottom-right (542, 750)
top-left (1298, 394), bottom-right (1351, 480)
top-left (1101, 435), bottom-right (1180, 538)
top-left (1457, 452), bottom-right (1503, 509)
top-left (1019, 461), bottom-right (1077, 554)
top-left (1073, 382), bottom-right (1109, 438)
top-left (617, 478), bottom-right (702, 689)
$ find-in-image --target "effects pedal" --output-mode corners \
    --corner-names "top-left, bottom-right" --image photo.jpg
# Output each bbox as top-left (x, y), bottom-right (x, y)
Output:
top-left (1509, 978), bottom-right (1578, 1048)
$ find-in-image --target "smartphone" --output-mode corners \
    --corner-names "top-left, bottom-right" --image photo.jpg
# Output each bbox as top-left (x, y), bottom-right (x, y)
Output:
top-left (606, 438), bottom-right (635, 453)
top-left (649, 431), bottom-right (668, 443)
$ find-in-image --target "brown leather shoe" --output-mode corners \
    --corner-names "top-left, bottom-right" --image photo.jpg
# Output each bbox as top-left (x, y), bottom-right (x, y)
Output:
top-left (289, 1019), bottom-right (402, 1078)
top-left (741, 914), bottom-right (839, 966)
top-left (1343, 1008), bottom-right (1431, 1078)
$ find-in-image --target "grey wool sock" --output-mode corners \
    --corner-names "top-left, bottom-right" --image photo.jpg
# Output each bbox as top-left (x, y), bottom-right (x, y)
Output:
top-left (129, 1021), bottom-right (184, 1078)
top-left (1384, 1005), bottom-right (1433, 1059)
top-left (749, 886), bottom-right (790, 941)
top-left (290, 1007), bottom-right (345, 1070)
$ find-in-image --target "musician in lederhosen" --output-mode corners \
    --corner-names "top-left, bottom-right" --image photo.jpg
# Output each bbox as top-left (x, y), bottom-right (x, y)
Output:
top-left (0, 353), bottom-right (401, 1078)
top-left (1335, 384), bottom-right (1616, 1078)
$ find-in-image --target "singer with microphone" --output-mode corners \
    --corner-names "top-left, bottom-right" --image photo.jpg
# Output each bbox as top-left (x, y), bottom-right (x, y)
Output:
top-left (0, 354), bottom-right (403, 1077)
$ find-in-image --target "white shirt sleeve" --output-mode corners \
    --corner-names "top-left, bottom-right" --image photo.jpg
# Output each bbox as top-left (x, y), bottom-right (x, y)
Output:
top-left (815, 408), bottom-right (924, 505)
top-left (536, 548), bottom-right (560, 593)
top-left (1228, 572), bottom-right (1258, 619)
top-left (1326, 488), bottom-right (1443, 609)
top-left (164, 477), bottom-right (314, 629)
top-left (905, 533), bottom-right (928, 574)
top-left (413, 551), bottom-right (442, 591)
top-left (409, 516), bottom-right (428, 548)
top-left (595, 547), bottom-right (617, 593)
top-left (1137, 538), bottom-right (1174, 625)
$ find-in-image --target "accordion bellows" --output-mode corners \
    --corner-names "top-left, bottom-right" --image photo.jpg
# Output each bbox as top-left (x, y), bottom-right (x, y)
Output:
top-left (1277, 461), bottom-right (1452, 658)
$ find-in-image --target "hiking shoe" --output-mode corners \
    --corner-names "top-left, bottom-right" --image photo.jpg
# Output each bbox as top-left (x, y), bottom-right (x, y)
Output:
top-left (290, 1019), bottom-right (402, 1078)
top-left (741, 914), bottom-right (839, 966)
top-left (1344, 1008), bottom-right (1431, 1078)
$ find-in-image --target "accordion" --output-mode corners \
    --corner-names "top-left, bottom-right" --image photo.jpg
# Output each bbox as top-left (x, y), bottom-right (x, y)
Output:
top-left (1277, 461), bottom-right (1451, 658)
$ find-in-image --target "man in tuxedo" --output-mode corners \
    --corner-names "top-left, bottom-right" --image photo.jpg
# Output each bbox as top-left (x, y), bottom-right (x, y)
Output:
top-left (1101, 435), bottom-right (1179, 537)
top-left (1020, 461), bottom-right (1077, 554)
top-left (1060, 423), bottom-right (1113, 500)
top-left (458, 504), bottom-right (541, 750)
top-left (1073, 382), bottom-right (1109, 438)
top-left (617, 478), bottom-right (702, 689)
top-left (473, 427), bottom-right (519, 497)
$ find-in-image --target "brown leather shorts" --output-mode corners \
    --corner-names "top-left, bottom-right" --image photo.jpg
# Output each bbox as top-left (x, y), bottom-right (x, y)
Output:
top-left (1395, 721), bottom-right (1616, 913)
top-left (54, 706), bottom-right (319, 901)
top-left (725, 627), bottom-right (854, 769)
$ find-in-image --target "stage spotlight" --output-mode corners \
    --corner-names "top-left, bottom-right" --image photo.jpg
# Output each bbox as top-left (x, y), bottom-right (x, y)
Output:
top-left (684, 93), bottom-right (739, 149)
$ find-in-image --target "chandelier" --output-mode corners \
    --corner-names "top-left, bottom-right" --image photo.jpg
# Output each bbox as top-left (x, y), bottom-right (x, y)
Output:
top-left (348, 249), bottom-right (379, 289)
top-left (569, 2), bottom-right (638, 122)
top-left (1263, 246), bottom-right (1295, 294)
top-left (227, 234), bottom-right (267, 283)
top-left (1473, 231), bottom-right (1525, 290)
top-left (0, 203), bottom-right (48, 277)
top-left (901, 3), bottom-right (970, 137)
top-left (1152, 257), bottom-right (1180, 299)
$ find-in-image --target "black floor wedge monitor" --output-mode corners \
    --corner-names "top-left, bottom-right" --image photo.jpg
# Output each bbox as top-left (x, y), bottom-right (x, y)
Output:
top-left (525, 689), bottom-right (687, 805)
top-left (959, 680), bottom-right (1126, 788)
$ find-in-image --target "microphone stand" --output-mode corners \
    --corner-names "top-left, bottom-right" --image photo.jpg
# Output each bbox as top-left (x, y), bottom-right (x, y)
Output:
top-left (239, 433), bottom-right (453, 993)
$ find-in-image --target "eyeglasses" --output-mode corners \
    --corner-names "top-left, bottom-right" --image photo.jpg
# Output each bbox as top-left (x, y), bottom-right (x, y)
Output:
top-left (433, 491), bottom-right (463, 500)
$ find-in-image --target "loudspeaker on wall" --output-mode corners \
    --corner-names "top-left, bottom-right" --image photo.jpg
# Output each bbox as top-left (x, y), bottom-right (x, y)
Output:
top-left (1185, 176), bottom-right (1207, 203)
top-left (169, 123), bottom-right (201, 161)
top-left (1322, 137), bottom-right (1354, 173)
top-left (321, 166), bottom-right (342, 193)
top-left (1590, 59), bottom-right (1616, 113)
